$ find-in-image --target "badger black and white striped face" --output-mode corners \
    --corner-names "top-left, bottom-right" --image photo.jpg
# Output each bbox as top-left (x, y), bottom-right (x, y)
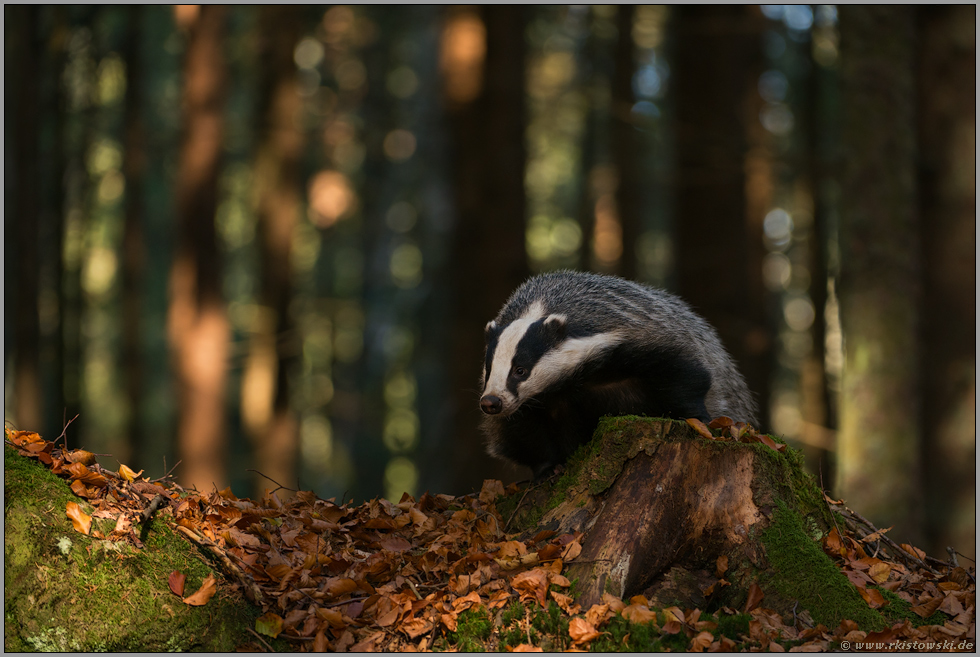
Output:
top-left (480, 301), bottom-right (622, 416)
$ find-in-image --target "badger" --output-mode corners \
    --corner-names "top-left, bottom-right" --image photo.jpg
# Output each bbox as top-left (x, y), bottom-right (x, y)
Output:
top-left (479, 270), bottom-right (758, 479)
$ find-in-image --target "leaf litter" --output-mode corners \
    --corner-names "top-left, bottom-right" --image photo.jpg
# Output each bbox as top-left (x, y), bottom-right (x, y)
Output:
top-left (6, 426), bottom-right (976, 652)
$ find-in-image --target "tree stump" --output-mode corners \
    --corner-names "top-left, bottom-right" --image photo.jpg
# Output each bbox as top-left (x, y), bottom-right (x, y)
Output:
top-left (500, 417), bottom-right (847, 621)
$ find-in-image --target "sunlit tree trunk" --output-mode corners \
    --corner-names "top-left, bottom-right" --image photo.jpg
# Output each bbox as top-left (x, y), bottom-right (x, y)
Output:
top-left (168, 5), bottom-right (230, 492)
top-left (672, 5), bottom-right (771, 426)
top-left (122, 6), bottom-right (147, 461)
top-left (916, 5), bottom-right (976, 560)
top-left (836, 6), bottom-right (923, 545)
top-left (8, 6), bottom-right (43, 432)
top-left (444, 5), bottom-right (528, 492)
top-left (244, 6), bottom-right (303, 497)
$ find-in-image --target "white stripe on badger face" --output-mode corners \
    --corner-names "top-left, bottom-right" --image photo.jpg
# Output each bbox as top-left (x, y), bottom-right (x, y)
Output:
top-left (483, 300), bottom-right (546, 409)
top-left (517, 331), bottom-right (623, 402)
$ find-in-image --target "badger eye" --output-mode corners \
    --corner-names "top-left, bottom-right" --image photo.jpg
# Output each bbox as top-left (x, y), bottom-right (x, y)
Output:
top-left (513, 366), bottom-right (528, 378)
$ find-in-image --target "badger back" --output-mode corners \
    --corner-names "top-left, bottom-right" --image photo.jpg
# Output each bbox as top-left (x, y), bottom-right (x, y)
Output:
top-left (479, 270), bottom-right (758, 425)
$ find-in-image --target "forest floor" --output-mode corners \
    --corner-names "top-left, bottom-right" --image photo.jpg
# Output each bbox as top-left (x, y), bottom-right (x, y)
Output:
top-left (4, 422), bottom-right (976, 652)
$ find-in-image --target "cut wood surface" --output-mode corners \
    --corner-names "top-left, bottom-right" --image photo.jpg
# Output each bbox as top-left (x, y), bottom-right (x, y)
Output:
top-left (501, 417), bottom-right (837, 614)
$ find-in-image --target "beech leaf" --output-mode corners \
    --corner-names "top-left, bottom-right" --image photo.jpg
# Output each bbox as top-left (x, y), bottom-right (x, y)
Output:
top-left (168, 571), bottom-right (187, 597)
top-left (66, 501), bottom-right (92, 535)
top-left (182, 574), bottom-right (218, 606)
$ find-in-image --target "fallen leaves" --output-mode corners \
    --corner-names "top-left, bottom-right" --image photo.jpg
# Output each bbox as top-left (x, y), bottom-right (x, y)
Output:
top-left (182, 573), bottom-right (218, 606)
top-left (686, 416), bottom-right (787, 453)
top-left (7, 425), bottom-right (977, 653)
top-left (65, 501), bottom-right (92, 535)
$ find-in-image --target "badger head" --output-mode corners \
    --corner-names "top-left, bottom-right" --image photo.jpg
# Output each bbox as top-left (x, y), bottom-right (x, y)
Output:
top-left (480, 301), bottom-right (621, 417)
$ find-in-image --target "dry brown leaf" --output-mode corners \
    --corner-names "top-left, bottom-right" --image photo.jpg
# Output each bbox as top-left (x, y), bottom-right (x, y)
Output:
top-left (479, 479), bottom-right (505, 503)
top-left (118, 463), bottom-right (143, 482)
top-left (550, 590), bottom-right (580, 616)
top-left (869, 561), bottom-right (891, 584)
top-left (601, 592), bottom-right (626, 613)
top-left (510, 644), bottom-right (544, 652)
top-left (690, 630), bottom-right (714, 652)
top-left (568, 617), bottom-right (601, 644)
top-left (561, 539), bottom-right (582, 562)
top-left (512, 569), bottom-right (549, 608)
top-left (744, 582), bottom-right (764, 612)
top-left (686, 417), bottom-right (714, 439)
top-left (622, 603), bottom-right (658, 625)
top-left (857, 586), bottom-right (886, 609)
top-left (859, 526), bottom-right (893, 543)
top-left (312, 628), bottom-right (330, 652)
top-left (168, 571), bottom-right (187, 597)
top-left (585, 603), bottom-right (612, 628)
top-left (65, 449), bottom-right (96, 465)
top-left (183, 574), bottom-right (218, 606)
top-left (911, 596), bottom-right (943, 618)
top-left (66, 501), bottom-right (92, 535)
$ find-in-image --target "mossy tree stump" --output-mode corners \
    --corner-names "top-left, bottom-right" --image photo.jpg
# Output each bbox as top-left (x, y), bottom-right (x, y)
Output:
top-left (500, 417), bottom-right (879, 628)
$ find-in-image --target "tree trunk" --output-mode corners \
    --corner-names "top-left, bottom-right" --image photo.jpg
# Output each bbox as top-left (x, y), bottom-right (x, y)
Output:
top-left (244, 5), bottom-right (303, 498)
top-left (610, 4), bottom-right (639, 280)
top-left (122, 5), bottom-right (147, 468)
top-left (500, 416), bottom-right (888, 630)
top-left (835, 6), bottom-right (923, 545)
top-left (916, 5), bottom-right (976, 561)
top-left (8, 6), bottom-right (43, 432)
top-left (444, 6), bottom-right (529, 494)
top-left (671, 5), bottom-right (771, 427)
top-left (168, 5), bottom-right (231, 492)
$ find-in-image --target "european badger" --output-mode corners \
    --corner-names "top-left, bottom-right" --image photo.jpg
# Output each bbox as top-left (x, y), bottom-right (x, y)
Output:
top-left (479, 270), bottom-right (758, 479)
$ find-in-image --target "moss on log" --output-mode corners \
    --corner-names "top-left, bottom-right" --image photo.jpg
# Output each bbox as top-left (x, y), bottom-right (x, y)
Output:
top-left (499, 416), bottom-right (885, 630)
top-left (3, 445), bottom-right (268, 651)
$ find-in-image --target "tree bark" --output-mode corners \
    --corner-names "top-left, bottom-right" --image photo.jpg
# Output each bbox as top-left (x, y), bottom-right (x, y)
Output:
top-left (836, 6), bottom-right (923, 545)
top-left (610, 4), bottom-right (639, 280)
top-left (671, 5), bottom-right (771, 427)
top-left (444, 6), bottom-right (529, 494)
top-left (500, 416), bottom-right (883, 630)
top-left (168, 5), bottom-right (231, 492)
top-left (122, 6), bottom-right (147, 468)
top-left (244, 5), bottom-right (304, 497)
top-left (8, 6), bottom-right (43, 433)
top-left (916, 5), bottom-right (976, 561)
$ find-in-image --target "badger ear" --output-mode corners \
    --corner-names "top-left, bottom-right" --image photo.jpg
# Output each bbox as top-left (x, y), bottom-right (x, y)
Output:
top-left (543, 314), bottom-right (567, 340)
top-left (485, 320), bottom-right (499, 336)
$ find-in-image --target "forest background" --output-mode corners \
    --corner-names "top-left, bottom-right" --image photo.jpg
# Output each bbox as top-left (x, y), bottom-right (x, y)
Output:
top-left (4, 5), bottom-right (975, 563)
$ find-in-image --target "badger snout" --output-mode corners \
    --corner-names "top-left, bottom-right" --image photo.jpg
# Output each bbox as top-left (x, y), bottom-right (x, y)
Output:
top-left (480, 395), bottom-right (503, 415)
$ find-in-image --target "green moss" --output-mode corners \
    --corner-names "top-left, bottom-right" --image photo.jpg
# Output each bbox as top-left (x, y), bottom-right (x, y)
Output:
top-left (761, 501), bottom-right (885, 631)
top-left (588, 614), bottom-right (666, 652)
top-left (715, 612), bottom-right (751, 639)
top-left (4, 445), bottom-right (263, 651)
top-left (876, 587), bottom-right (948, 627)
top-left (449, 608), bottom-right (494, 652)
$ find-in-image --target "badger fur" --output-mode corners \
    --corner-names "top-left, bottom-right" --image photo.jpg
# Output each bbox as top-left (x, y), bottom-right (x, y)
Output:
top-left (479, 270), bottom-right (758, 479)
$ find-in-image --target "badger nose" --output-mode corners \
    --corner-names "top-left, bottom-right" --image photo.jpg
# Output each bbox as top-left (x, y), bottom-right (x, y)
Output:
top-left (480, 395), bottom-right (502, 415)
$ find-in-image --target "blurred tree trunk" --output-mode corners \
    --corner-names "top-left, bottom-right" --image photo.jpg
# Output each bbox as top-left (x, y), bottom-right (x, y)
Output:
top-left (38, 6), bottom-right (70, 442)
top-left (168, 5), bottom-right (231, 492)
top-left (8, 6), bottom-right (43, 432)
top-left (244, 6), bottom-right (303, 497)
top-left (836, 6), bottom-right (923, 545)
top-left (916, 5), bottom-right (976, 560)
top-left (444, 6), bottom-right (528, 492)
top-left (610, 4), bottom-right (639, 280)
top-left (798, 20), bottom-right (839, 483)
top-left (672, 6), bottom-right (771, 427)
top-left (122, 6), bottom-right (147, 463)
